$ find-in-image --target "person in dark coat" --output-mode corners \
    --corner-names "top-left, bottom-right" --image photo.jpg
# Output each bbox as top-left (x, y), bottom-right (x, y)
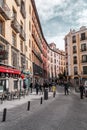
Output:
top-left (79, 83), bottom-right (84, 99)
top-left (64, 80), bottom-right (69, 95)
top-left (35, 82), bottom-right (39, 95)
top-left (30, 82), bottom-right (33, 93)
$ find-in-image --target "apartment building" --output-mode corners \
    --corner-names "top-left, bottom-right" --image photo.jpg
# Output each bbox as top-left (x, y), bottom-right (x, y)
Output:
top-left (48, 43), bottom-right (65, 81)
top-left (0, 0), bottom-right (32, 93)
top-left (65, 26), bottom-right (87, 81)
top-left (31, 0), bottom-right (43, 84)
top-left (42, 38), bottom-right (48, 80)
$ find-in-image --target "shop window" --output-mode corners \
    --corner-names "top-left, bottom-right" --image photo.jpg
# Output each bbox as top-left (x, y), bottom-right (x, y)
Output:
top-left (0, 80), bottom-right (6, 92)
top-left (14, 80), bottom-right (18, 89)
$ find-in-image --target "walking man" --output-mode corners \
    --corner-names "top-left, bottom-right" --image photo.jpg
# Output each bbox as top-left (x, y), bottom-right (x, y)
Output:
top-left (79, 83), bottom-right (84, 99)
top-left (64, 80), bottom-right (69, 95)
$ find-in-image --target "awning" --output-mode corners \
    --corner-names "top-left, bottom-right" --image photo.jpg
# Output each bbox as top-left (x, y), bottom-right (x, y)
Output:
top-left (0, 66), bottom-right (21, 75)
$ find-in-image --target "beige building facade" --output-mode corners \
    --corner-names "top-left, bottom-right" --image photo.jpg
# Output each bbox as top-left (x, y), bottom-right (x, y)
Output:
top-left (48, 43), bottom-right (65, 81)
top-left (0, 0), bottom-right (32, 93)
top-left (65, 26), bottom-right (87, 82)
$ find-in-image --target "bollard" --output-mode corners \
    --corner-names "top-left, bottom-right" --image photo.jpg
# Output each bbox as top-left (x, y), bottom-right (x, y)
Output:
top-left (27, 101), bottom-right (30, 111)
top-left (2, 108), bottom-right (7, 122)
top-left (40, 97), bottom-right (43, 104)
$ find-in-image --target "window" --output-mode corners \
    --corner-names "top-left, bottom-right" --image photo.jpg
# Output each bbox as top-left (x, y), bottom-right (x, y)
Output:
top-left (81, 44), bottom-right (86, 51)
top-left (83, 66), bottom-right (87, 74)
top-left (20, 40), bottom-right (23, 52)
top-left (51, 58), bottom-right (53, 63)
top-left (29, 39), bottom-right (31, 48)
top-left (12, 8), bottom-right (17, 19)
top-left (26, 60), bottom-right (28, 69)
top-left (74, 67), bottom-right (78, 75)
top-left (82, 55), bottom-right (87, 62)
top-left (0, 20), bottom-right (4, 35)
top-left (29, 21), bottom-right (31, 31)
top-left (12, 50), bottom-right (18, 67)
top-left (81, 33), bottom-right (85, 40)
top-left (73, 56), bottom-right (77, 64)
top-left (20, 21), bottom-right (23, 30)
top-left (29, 54), bottom-right (31, 60)
top-left (12, 32), bottom-right (16, 47)
top-left (73, 46), bottom-right (77, 53)
top-left (20, 0), bottom-right (26, 18)
top-left (21, 56), bottom-right (25, 69)
top-left (29, 5), bottom-right (31, 15)
top-left (72, 35), bottom-right (76, 43)
top-left (14, 80), bottom-right (18, 89)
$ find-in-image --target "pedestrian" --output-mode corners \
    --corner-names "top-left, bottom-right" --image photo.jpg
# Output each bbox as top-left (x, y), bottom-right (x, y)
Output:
top-left (64, 80), bottom-right (69, 95)
top-left (52, 84), bottom-right (56, 97)
top-left (79, 83), bottom-right (84, 99)
top-left (30, 82), bottom-right (33, 93)
top-left (35, 82), bottom-right (39, 95)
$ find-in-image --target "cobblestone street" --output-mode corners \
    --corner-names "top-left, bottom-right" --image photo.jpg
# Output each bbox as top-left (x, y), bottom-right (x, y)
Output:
top-left (0, 86), bottom-right (87, 130)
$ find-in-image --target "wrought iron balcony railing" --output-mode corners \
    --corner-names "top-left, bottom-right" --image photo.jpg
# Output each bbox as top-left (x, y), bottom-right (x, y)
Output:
top-left (20, 28), bottom-right (26, 41)
top-left (32, 48), bottom-right (43, 63)
top-left (11, 18), bottom-right (20, 33)
top-left (0, 0), bottom-right (10, 20)
top-left (32, 32), bottom-right (42, 52)
top-left (15, 0), bottom-right (20, 6)
top-left (20, 6), bottom-right (26, 18)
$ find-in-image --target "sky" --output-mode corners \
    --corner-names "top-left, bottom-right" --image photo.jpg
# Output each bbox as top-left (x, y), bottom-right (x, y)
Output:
top-left (34, 0), bottom-right (87, 50)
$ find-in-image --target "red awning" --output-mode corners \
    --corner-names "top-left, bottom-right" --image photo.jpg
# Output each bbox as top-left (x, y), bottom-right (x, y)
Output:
top-left (0, 66), bottom-right (21, 75)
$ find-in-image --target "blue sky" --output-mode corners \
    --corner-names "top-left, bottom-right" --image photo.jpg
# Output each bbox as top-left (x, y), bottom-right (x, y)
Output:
top-left (35, 0), bottom-right (87, 50)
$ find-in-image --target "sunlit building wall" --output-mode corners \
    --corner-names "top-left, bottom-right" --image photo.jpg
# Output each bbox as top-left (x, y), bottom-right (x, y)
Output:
top-left (65, 26), bottom-right (87, 80)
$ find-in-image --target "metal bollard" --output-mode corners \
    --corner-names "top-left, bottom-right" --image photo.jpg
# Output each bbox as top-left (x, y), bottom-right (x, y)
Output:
top-left (40, 97), bottom-right (43, 104)
top-left (27, 101), bottom-right (30, 111)
top-left (2, 108), bottom-right (7, 122)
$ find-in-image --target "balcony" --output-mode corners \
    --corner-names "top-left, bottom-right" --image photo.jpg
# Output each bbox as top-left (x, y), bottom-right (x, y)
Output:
top-left (15, 0), bottom-right (20, 6)
top-left (0, 0), bottom-right (10, 20)
top-left (80, 48), bottom-right (87, 52)
top-left (72, 40), bottom-right (76, 43)
top-left (81, 60), bottom-right (87, 63)
top-left (20, 28), bottom-right (26, 41)
top-left (32, 48), bottom-right (43, 63)
top-left (20, 6), bottom-right (26, 19)
top-left (11, 18), bottom-right (20, 33)
top-left (74, 72), bottom-right (78, 75)
top-left (73, 61), bottom-right (77, 64)
top-left (73, 50), bottom-right (77, 54)
top-left (80, 37), bottom-right (87, 41)
top-left (32, 32), bottom-right (42, 52)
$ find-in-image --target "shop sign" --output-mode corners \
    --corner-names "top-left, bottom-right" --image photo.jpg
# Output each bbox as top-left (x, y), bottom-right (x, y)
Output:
top-left (0, 50), bottom-right (8, 60)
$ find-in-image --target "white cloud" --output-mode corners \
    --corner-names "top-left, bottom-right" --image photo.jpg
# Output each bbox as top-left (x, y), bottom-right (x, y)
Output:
top-left (46, 34), bottom-right (65, 51)
top-left (35, 0), bottom-right (87, 50)
top-left (35, 0), bottom-right (69, 21)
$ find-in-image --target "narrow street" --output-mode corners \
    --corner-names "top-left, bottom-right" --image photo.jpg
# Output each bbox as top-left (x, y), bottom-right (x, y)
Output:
top-left (0, 86), bottom-right (87, 130)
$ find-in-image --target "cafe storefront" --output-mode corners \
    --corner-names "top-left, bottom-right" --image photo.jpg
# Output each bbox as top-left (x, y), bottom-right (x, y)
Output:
top-left (0, 65), bottom-right (24, 94)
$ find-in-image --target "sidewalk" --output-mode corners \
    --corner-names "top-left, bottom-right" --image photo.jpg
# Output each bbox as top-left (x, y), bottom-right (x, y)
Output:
top-left (0, 91), bottom-right (54, 112)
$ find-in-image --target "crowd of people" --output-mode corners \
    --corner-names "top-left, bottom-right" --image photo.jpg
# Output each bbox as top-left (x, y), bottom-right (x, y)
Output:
top-left (29, 79), bottom-right (86, 99)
